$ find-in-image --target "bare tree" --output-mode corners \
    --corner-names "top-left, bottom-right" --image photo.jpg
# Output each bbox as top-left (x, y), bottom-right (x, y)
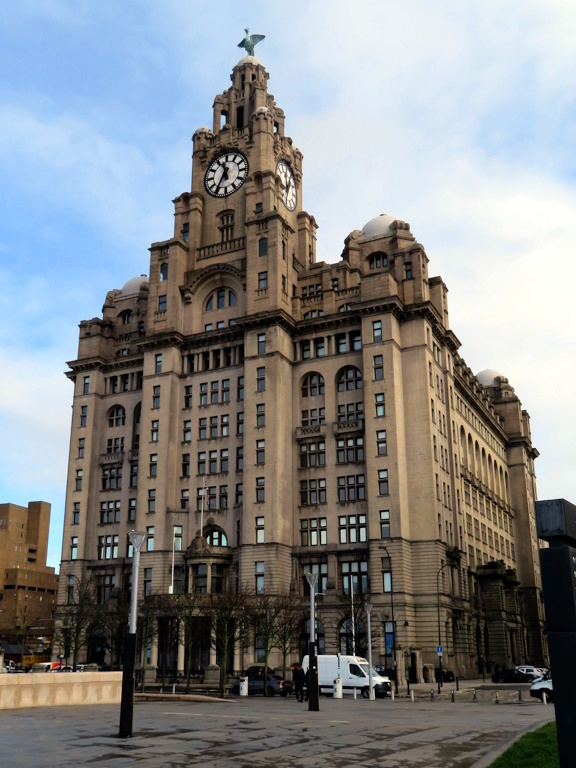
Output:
top-left (206, 589), bottom-right (248, 697)
top-left (99, 588), bottom-right (131, 669)
top-left (137, 592), bottom-right (169, 692)
top-left (171, 592), bottom-right (204, 693)
top-left (273, 593), bottom-right (305, 681)
top-left (55, 577), bottom-right (100, 670)
top-left (249, 593), bottom-right (282, 694)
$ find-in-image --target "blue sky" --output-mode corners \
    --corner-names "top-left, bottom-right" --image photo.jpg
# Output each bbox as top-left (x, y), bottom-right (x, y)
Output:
top-left (1, 1), bottom-right (575, 569)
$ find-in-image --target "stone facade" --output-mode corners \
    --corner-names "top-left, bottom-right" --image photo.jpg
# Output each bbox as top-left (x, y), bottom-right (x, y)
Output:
top-left (58, 54), bottom-right (546, 680)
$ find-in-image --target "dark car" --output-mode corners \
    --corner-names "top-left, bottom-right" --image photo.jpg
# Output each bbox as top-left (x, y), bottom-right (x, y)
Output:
top-left (491, 668), bottom-right (536, 684)
top-left (230, 673), bottom-right (288, 697)
top-left (434, 668), bottom-right (455, 683)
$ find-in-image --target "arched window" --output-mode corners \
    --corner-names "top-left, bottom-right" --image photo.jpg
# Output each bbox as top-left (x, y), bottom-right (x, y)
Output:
top-left (337, 366), bottom-right (363, 391)
top-left (205, 529), bottom-right (228, 547)
top-left (160, 263), bottom-right (168, 281)
top-left (206, 289), bottom-right (237, 311)
top-left (119, 310), bottom-right (132, 325)
top-left (108, 405), bottom-right (126, 428)
top-left (368, 252), bottom-right (388, 270)
top-left (258, 238), bottom-right (268, 257)
top-left (301, 373), bottom-right (325, 397)
top-left (304, 310), bottom-right (324, 319)
top-left (339, 303), bottom-right (353, 312)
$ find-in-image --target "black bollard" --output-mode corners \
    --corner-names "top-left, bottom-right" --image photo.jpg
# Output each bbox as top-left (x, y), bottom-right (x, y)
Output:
top-left (456, 677), bottom-right (459, 691)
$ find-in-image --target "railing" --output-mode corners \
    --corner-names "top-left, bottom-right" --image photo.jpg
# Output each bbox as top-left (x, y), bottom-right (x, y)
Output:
top-left (197, 236), bottom-right (246, 260)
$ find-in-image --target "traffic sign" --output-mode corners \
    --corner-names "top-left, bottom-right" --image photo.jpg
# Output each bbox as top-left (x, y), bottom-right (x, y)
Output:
top-left (437, 645), bottom-right (443, 656)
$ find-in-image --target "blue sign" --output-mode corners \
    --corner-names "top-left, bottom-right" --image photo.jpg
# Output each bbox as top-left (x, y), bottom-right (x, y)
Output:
top-left (437, 645), bottom-right (443, 655)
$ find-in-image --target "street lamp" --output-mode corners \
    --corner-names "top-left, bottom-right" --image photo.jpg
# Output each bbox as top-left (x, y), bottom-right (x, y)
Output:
top-left (119, 530), bottom-right (147, 739)
top-left (305, 572), bottom-right (320, 712)
top-left (365, 603), bottom-right (374, 700)
top-left (436, 561), bottom-right (450, 692)
top-left (380, 545), bottom-right (398, 696)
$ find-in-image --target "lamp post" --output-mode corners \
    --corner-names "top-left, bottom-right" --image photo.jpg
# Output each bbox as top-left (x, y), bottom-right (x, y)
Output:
top-left (436, 561), bottom-right (450, 692)
top-left (305, 572), bottom-right (319, 712)
top-left (380, 545), bottom-right (398, 696)
top-left (119, 530), bottom-right (147, 739)
top-left (365, 603), bottom-right (374, 700)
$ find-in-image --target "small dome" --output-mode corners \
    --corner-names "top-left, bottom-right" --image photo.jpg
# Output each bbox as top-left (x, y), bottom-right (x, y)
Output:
top-left (476, 369), bottom-right (505, 387)
top-left (193, 126), bottom-right (213, 137)
top-left (121, 275), bottom-right (149, 296)
top-left (236, 55), bottom-right (264, 67)
top-left (361, 214), bottom-right (397, 239)
top-left (252, 106), bottom-right (270, 116)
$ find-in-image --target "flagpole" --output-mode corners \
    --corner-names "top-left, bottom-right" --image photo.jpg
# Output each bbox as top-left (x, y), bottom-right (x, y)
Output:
top-left (200, 477), bottom-right (205, 542)
top-left (169, 526), bottom-right (175, 594)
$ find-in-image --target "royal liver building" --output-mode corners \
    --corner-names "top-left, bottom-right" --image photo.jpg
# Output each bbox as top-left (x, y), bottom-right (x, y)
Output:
top-left (58, 47), bottom-right (547, 682)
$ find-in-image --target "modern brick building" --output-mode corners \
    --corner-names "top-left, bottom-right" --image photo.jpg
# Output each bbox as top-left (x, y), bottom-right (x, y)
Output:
top-left (58, 52), bottom-right (546, 680)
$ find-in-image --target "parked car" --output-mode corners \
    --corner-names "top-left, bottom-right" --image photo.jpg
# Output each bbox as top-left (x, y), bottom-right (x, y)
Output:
top-left (491, 668), bottom-right (536, 683)
top-left (515, 665), bottom-right (544, 680)
top-left (530, 677), bottom-right (553, 703)
top-left (434, 668), bottom-right (455, 683)
top-left (229, 674), bottom-right (288, 697)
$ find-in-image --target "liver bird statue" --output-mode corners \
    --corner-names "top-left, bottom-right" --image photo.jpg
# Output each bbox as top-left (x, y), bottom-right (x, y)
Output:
top-left (238, 28), bottom-right (265, 57)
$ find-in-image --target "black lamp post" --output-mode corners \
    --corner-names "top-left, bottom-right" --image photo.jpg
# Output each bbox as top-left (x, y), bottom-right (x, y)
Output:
top-left (305, 572), bottom-right (319, 712)
top-left (380, 545), bottom-right (398, 696)
top-left (436, 561), bottom-right (450, 692)
top-left (119, 530), bottom-right (147, 739)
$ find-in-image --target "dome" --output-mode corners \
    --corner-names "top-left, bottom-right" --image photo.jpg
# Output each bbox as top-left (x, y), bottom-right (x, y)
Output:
top-left (193, 126), bottom-right (213, 137)
top-left (121, 275), bottom-right (149, 296)
top-left (252, 106), bottom-right (270, 116)
top-left (361, 214), bottom-right (397, 239)
top-left (476, 369), bottom-right (505, 387)
top-left (236, 55), bottom-right (264, 67)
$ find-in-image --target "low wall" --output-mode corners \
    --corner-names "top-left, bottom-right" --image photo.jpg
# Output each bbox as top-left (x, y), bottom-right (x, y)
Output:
top-left (0, 672), bottom-right (122, 710)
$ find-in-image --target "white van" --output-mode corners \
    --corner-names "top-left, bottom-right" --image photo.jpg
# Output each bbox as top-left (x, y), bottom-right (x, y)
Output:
top-left (302, 654), bottom-right (391, 698)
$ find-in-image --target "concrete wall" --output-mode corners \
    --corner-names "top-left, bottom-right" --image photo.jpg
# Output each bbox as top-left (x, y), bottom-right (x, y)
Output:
top-left (0, 672), bottom-right (122, 710)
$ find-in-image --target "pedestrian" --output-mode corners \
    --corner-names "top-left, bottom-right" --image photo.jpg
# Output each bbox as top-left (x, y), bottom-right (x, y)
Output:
top-left (294, 663), bottom-right (306, 702)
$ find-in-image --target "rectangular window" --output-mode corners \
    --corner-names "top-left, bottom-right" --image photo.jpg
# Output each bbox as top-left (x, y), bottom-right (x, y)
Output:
top-left (299, 440), bottom-right (326, 468)
top-left (256, 367), bottom-right (266, 391)
top-left (144, 568), bottom-right (152, 597)
top-left (372, 320), bottom-right (382, 342)
top-left (129, 463), bottom-right (138, 488)
top-left (183, 420), bottom-right (192, 443)
top-left (338, 514), bottom-right (367, 544)
top-left (181, 489), bottom-right (189, 510)
top-left (300, 517), bottom-right (327, 546)
top-left (256, 477), bottom-right (265, 503)
top-left (211, 381), bottom-right (219, 404)
top-left (235, 483), bottom-right (243, 505)
top-left (158, 295), bottom-right (167, 312)
top-left (155, 353), bottom-right (162, 373)
top-left (376, 430), bottom-right (387, 455)
top-left (382, 557), bottom-right (392, 592)
top-left (257, 333), bottom-right (266, 354)
top-left (237, 412), bottom-right (244, 435)
top-left (220, 448), bottom-right (229, 473)
top-left (149, 453), bottom-right (158, 477)
top-left (97, 535), bottom-right (119, 560)
top-left (101, 466), bottom-right (122, 490)
top-left (337, 474), bottom-right (366, 502)
top-left (303, 562), bottom-right (328, 594)
top-left (78, 438), bottom-right (85, 458)
top-left (378, 469), bottom-right (389, 495)
top-left (301, 408), bottom-right (326, 426)
top-left (380, 510), bottom-right (390, 539)
top-left (198, 417), bottom-right (207, 440)
top-left (256, 516), bottom-right (265, 543)
top-left (219, 485), bottom-right (228, 509)
top-left (200, 383), bottom-right (208, 406)
top-left (128, 498), bottom-right (136, 522)
top-left (336, 333), bottom-right (347, 354)
top-left (222, 378), bottom-right (230, 403)
top-left (152, 385), bottom-right (161, 409)
top-left (374, 355), bottom-right (384, 380)
top-left (258, 272), bottom-right (268, 290)
top-left (314, 338), bottom-right (325, 357)
top-left (336, 436), bottom-right (364, 463)
top-left (237, 376), bottom-right (244, 400)
top-left (350, 331), bottom-right (362, 351)
top-left (375, 393), bottom-right (385, 417)
top-left (148, 489), bottom-right (156, 514)
top-left (146, 526), bottom-right (154, 552)
top-left (255, 561), bottom-right (265, 593)
top-left (80, 405), bottom-right (87, 427)
top-left (337, 402), bottom-right (364, 422)
top-left (83, 376), bottom-right (90, 395)
top-left (256, 439), bottom-right (265, 464)
top-left (221, 413), bottom-right (229, 437)
top-left (151, 419), bottom-right (159, 442)
top-left (342, 560), bottom-right (368, 595)
top-left (208, 450), bottom-right (217, 474)
top-left (300, 478), bottom-right (327, 506)
top-left (99, 500), bottom-right (121, 524)
top-left (184, 385), bottom-right (192, 408)
top-left (71, 536), bottom-right (78, 560)
top-left (72, 502), bottom-right (80, 525)
top-left (209, 416), bottom-right (218, 438)
top-left (182, 453), bottom-right (190, 477)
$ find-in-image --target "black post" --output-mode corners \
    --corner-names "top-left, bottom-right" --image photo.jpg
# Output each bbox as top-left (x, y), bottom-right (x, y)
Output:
top-left (308, 640), bottom-right (319, 711)
top-left (119, 632), bottom-right (136, 738)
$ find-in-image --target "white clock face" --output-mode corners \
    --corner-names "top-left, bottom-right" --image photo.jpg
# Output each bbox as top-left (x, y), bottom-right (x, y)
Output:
top-left (205, 152), bottom-right (249, 197)
top-left (277, 160), bottom-right (297, 211)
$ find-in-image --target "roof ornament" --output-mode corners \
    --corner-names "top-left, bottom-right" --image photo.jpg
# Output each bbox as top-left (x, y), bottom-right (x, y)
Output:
top-left (238, 28), bottom-right (265, 57)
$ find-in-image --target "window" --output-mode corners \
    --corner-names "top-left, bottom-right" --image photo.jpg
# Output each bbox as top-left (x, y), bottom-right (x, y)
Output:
top-left (337, 402), bottom-right (364, 422)
top-left (97, 535), bottom-right (119, 560)
top-left (301, 373), bottom-right (324, 397)
top-left (129, 463), bottom-right (138, 488)
top-left (211, 381), bottom-right (219, 404)
top-left (220, 448), bottom-right (229, 472)
top-left (206, 529), bottom-right (228, 547)
top-left (374, 355), bottom-right (384, 380)
top-left (184, 385), bottom-right (192, 409)
top-left (332, 278), bottom-right (339, 292)
top-left (257, 333), bottom-right (266, 354)
top-left (155, 354), bottom-right (162, 373)
top-left (96, 574), bottom-right (115, 604)
top-left (108, 405), bottom-right (125, 427)
top-left (107, 436), bottom-right (124, 454)
top-left (256, 516), bottom-right (265, 543)
top-left (237, 376), bottom-right (244, 400)
top-left (336, 333), bottom-right (347, 354)
top-left (337, 474), bottom-right (366, 502)
top-left (208, 450), bottom-right (218, 474)
top-left (235, 483), bottom-right (243, 505)
top-left (183, 420), bottom-right (192, 443)
top-left (301, 408), bottom-right (325, 426)
top-left (72, 502), bottom-right (80, 525)
top-left (128, 499), bottom-right (136, 522)
top-left (158, 295), bottom-right (167, 312)
top-left (209, 416), bottom-right (218, 438)
top-left (303, 562), bottom-right (328, 594)
top-left (299, 441), bottom-right (326, 468)
top-left (236, 446), bottom-right (243, 471)
top-left (200, 383), bottom-right (208, 406)
top-left (101, 466), bottom-right (122, 490)
top-left (80, 405), bottom-right (88, 427)
top-left (256, 477), bottom-right (265, 503)
top-left (300, 478), bottom-right (327, 505)
top-left (78, 438), bottom-right (85, 458)
top-left (99, 500), bottom-right (121, 524)
top-left (181, 489), bottom-right (190, 510)
top-left (255, 561), bottom-right (265, 593)
top-left (151, 419), bottom-right (159, 442)
top-left (258, 237), bottom-right (268, 256)
top-left (83, 376), bottom-right (90, 395)
top-left (256, 367), bottom-right (266, 391)
top-left (339, 514), bottom-right (367, 543)
top-left (375, 393), bottom-right (385, 417)
top-left (219, 484), bottom-right (228, 509)
top-left (256, 439), bottom-right (265, 464)
top-left (300, 517), bottom-right (327, 546)
top-left (181, 223), bottom-right (189, 243)
top-left (380, 510), bottom-right (390, 539)
top-left (300, 340), bottom-right (311, 359)
top-left (258, 272), bottom-right (268, 289)
top-left (149, 453), bottom-right (158, 477)
top-left (220, 213), bottom-right (234, 242)
top-left (372, 320), bottom-right (382, 342)
top-left (376, 430), bottom-right (387, 455)
top-left (337, 367), bottom-right (362, 391)
top-left (206, 288), bottom-right (237, 311)
top-left (148, 489), bottom-right (156, 513)
top-left (152, 385), bottom-right (160, 409)
top-left (405, 262), bottom-right (413, 279)
top-left (237, 412), bottom-right (244, 435)
top-left (382, 557), bottom-right (392, 592)
top-left (350, 331), bottom-right (362, 351)
top-left (144, 568), bottom-right (152, 597)
top-left (221, 378), bottom-right (230, 402)
top-left (256, 403), bottom-right (265, 427)
top-left (71, 537), bottom-right (78, 560)
top-left (314, 338), bottom-right (325, 357)
top-left (342, 560), bottom-right (368, 595)
top-left (146, 526), bottom-right (154, 552)
top-left (221, 414), bottom-right (229, 436)
top-left (336, 436), bottom-right (364, 463)
top-left (378, 469), bottom-right (389, 495)
top-left (198, 418), bottom-right (207, 440)
top-left (369, 253), bottom-right (388, 269)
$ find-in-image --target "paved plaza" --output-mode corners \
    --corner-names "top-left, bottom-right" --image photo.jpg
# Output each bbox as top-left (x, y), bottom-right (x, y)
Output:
top-left (0, 686), bottom-right (555, 768)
